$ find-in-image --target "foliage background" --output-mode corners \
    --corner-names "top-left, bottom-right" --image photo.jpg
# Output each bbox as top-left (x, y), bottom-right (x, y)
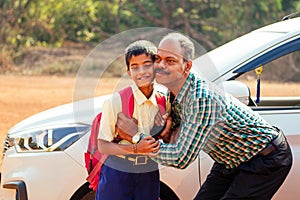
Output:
top-left (0, 0), bottom-right (300, 80)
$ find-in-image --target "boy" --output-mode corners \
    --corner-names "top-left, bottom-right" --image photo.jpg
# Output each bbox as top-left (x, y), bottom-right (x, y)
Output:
top-left (96, 40), bottom-right (163, 200)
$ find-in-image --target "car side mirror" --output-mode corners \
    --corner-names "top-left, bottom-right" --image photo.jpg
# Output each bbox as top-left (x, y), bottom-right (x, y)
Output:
top-left (218, 80), bottom-right (251, 105)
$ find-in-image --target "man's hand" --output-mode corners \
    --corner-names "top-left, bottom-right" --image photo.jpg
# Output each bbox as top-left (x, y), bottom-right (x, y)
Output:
top-left (168, 127), bottom-right (179, 144)
top-left (116, 112), bottom-right (138, 141)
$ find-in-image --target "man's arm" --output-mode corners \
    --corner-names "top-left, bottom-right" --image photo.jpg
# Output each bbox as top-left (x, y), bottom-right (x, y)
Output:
top-left (153, 98), bottom-right (219, 169)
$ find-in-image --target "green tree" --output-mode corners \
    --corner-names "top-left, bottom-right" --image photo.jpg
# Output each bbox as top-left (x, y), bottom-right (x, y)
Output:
top-left (1, 0), bottom-right (299, 72)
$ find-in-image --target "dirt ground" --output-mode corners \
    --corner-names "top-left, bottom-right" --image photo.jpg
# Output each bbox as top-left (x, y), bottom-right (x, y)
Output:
top-left (0, 75), bottom-right (133, 156)
top-left (0, 75), bottom-right (300, 166)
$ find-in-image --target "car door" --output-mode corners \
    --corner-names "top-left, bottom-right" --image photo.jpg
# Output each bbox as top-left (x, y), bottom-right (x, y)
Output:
top-left (234, 36), bottom-right (300, 200)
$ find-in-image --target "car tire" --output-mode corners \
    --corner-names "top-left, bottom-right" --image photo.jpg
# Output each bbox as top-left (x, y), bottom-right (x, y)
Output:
top-left (70, 183), bottom-right (95, 200)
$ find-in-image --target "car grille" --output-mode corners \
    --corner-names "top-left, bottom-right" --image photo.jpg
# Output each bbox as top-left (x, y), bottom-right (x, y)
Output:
top-left (2, 135), bottom-right (12, 158)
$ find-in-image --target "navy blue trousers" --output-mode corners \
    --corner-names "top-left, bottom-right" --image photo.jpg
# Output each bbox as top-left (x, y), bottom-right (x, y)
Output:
top-left (96, 156), bottom-right (160, 200)
top-left (194, 136), bottom-right (292, 200)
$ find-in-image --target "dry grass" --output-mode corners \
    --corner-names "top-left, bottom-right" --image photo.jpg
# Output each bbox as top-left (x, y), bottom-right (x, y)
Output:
top-left (0, 75), bottom-right (299, 166)
top-left (244, 80), bottom-right (300, 97)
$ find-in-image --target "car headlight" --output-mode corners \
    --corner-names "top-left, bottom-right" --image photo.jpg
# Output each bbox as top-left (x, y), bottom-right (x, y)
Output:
top-left (3, 124), bottom-right (90, 154)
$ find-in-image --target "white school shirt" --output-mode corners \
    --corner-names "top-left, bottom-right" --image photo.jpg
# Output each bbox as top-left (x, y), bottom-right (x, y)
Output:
top-left (98, 84), bottom-right (160, 142)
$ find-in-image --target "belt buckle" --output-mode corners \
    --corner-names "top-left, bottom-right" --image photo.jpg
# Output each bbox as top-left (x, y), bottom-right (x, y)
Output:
top-left (134, 156), bottom-right (148, 165)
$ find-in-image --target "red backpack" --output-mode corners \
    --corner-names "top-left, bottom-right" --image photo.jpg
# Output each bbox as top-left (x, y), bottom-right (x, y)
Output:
top-left (84, 86), bottom-right (166, 191)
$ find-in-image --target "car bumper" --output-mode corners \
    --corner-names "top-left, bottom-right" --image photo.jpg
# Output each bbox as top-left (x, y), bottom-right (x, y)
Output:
top-left (0, 174), bottom-right (15, 200)
top-left (2, 180), bottom-right (28, 200)
top-left (0, 147), bottom-right (87, 200)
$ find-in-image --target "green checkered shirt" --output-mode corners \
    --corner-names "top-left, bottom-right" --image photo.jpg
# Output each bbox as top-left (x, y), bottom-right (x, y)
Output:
top-left (154, 72), bottom-right (279, 169)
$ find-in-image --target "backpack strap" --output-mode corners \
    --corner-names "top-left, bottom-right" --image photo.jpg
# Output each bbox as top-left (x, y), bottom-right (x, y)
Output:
top-left (155, 92), bottom-right (166, 114)
top-left (119, 86), bottom-right (134, 118)
top-left (148, 92), bottom-right (167, 140)
top-left (120, 87), bottom-right (166, 116)
top-left (87, 112), bottom-right (102, 155)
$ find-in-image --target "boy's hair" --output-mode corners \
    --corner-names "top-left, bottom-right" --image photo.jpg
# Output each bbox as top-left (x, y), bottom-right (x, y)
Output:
top-left (125, 40), bottom-right (157, 70)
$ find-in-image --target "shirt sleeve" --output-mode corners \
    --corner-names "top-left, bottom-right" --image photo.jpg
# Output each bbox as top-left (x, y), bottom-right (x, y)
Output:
top-left (153, 97), bottom-right (219, 169)
top-left (98, 93), bottom-right (122, 141)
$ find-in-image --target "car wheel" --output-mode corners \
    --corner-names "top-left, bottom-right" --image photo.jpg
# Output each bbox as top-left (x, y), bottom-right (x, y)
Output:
top-left (70, 183), bottom-right (95, 200)
top-left (79, 190), bottom-right (95, 200)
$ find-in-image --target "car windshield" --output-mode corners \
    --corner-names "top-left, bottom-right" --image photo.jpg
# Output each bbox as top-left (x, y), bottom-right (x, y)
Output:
top-left (193, 30), bottom-right (287, 82)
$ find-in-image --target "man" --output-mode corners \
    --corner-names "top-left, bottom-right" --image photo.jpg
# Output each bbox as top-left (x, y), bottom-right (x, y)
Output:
top-left (116, 33), bottom-right (292, 199)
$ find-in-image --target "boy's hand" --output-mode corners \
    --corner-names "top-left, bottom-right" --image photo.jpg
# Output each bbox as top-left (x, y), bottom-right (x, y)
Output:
top-left (137, 135), bottom-right (160, 156)
top-left (157, 113), bottom-right (173, 143)
top-left (116, 112), bottom-right (138, 141)
top-left (154, 111), bottom-right (165, 126)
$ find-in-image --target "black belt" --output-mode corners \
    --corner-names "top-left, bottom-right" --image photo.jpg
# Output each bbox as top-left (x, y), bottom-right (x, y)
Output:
top-left (259, 130), bottom-right (285, 156)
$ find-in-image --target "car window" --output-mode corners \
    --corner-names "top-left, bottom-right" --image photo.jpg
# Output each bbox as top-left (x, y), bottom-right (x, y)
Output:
top-left (236, 50), bottom-right (300, 107)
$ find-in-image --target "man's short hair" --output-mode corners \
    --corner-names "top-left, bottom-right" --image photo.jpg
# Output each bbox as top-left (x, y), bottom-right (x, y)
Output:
top-left (160, 32), bottom-right (195, 61)
top-left (125, 40), bottom-right (157, 70)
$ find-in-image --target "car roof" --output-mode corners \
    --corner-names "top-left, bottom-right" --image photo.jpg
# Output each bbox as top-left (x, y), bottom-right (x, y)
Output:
top-left (193, 17), bottom-right (300, 82)
top-left (257, 17), bottom-right (300, 33)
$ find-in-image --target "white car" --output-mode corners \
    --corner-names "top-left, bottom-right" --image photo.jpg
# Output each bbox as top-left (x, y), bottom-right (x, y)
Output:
top-left (1, 17), bottom-right (300, 200)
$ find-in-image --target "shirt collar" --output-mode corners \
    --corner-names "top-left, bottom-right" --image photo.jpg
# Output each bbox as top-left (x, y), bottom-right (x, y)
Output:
top-left (131, 84), bottom-right (158, 106)
top-left (176, 72), bottom-right (194, 103)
